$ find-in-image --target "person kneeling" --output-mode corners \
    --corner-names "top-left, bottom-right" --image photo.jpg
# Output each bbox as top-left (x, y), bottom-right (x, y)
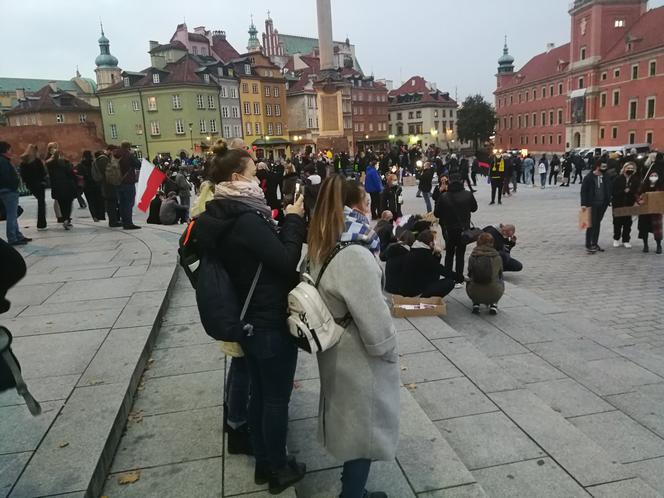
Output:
top-left (400, 230), bottom-right (455, 298)
top-left (382, 229), bottom-right (415, 295)
top-left (467, 233), bottom-right (504, 315)
top-left (159, 192), bottom-right (189, 225)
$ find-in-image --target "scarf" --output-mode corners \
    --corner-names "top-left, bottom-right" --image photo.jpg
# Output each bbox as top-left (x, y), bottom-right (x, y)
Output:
top-left (214, 180), bottom-right (271, 218)
top-left (340, 207), bottom-right (381, 253)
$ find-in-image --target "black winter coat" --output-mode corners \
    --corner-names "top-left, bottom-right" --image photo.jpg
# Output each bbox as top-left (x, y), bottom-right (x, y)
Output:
top-left (400, 246), bottom-right (444, 297)
top-left (612, 174), bottom-right (640, 208)
top-left (581, 172), bottom-right (611, 207)
top-left (419, 168), bottom-right (434, 193)
top-left (381, 185), bottom-right (402, 219)
top-left (0, 155), bottom-right (19, 191)
top-left (434, 182), bottom-right (478, 231)
top-left (381, 242), bottom-right (409, 295)
top-left (196, 199), bottom-right (305, 358)
top-left (45, 158), bottom-right (78, 200)
top-left (19, 159), bottom-right (46, 189)
top-left (375, 219), bottom-right (396, 253)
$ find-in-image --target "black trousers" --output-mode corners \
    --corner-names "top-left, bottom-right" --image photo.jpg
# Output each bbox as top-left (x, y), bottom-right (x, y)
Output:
top-left (27, 183), bottom-right (47, 228)
top-left (84, 186), bottom-right (106, 221)
top-left (548, 170), bottom-right (558, 185)
top-left (56, 196), bottom-right (74, 222)
top-left (490, 179), bottom-right (503, 203)
top-left (104, 197), bottom-right (120, 225)
top-left (613, 216), bottom-right (633, 243)
top-left (471, 171), bottom-right (477, 186)
top-left (572, 169), bottom-right (583, 184)
top-left (585, 204), bottom-right (608, 248)
top-left (444, 228), bottom-right (467, 283)
top-left (369, 191), bottom-right (381, 219)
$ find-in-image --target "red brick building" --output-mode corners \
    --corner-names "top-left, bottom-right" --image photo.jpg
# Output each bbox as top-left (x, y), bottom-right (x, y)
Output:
top-left (495, 0), bottom-right (664, 154)
top-left (345, 69), bottom-right (389, 150)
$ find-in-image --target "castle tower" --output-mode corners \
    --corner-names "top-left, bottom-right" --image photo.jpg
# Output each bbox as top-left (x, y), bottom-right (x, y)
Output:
top-left (496, 37), bottom-right (515, 90)
top-left (94, 23), bottom-right (121, 90)
top-left (247, 16), bottom-right (261, 53)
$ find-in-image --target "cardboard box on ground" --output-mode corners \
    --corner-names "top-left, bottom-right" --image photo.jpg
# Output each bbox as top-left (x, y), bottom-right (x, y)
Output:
top-left (613, 191), bottom-right (664, 217)
top-left (390, 295), bottom-right (447, 318)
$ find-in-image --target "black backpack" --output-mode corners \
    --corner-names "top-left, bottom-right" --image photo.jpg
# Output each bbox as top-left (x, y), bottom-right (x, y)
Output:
top-left (471, 255), bottom-right (494, 285)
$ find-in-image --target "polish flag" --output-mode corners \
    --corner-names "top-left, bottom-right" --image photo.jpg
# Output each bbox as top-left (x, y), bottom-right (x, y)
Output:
top-left (136, 159), bottom-right (166, 212)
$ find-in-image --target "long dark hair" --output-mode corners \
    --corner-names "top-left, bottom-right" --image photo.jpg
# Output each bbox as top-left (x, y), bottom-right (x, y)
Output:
top-left (207, 140), bottom-right (252, 183)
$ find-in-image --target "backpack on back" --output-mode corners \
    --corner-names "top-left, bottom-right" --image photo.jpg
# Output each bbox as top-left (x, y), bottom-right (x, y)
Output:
top-left (471, 255), bottom-right (494, 285)
top-left (105, 156), bottom-right (123, 186)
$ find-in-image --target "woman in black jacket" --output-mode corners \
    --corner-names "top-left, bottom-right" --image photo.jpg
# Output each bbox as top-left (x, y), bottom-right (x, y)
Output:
top-left (548, 154), bottom-right (561, 185)
top-left (45, 143), bottom-right (78, 230)
top-left (77, 150), bottom-right (106, 222)
top-left (197, 143), bottom-right (307, 494)
top-left (400, 230), bottom-right (455, 298)
top-left (380, 173), bottom-right (403, 219)
top-left (19, 144), bottom-right (47, 229)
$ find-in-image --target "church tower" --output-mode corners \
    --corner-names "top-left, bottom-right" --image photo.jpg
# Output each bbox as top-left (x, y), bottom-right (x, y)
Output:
top-left (496, 37), bottom-right (515, 90)
top-left (94, 23), bottom-right (121, 90)
top-left (247, 16), bottom-right (261, 53)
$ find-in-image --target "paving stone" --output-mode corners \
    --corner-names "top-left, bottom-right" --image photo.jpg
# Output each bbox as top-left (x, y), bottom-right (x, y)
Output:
top-left (432, 338), bottom-right (521, 393)
top-left (615, 344), bottom-right (664, 378)
top-left (400, 350), bottom-right (463, 384)
top-left (606, 383), bottom-right (664, 438)
top-left (17, 267), bottom-right (118, 285)
top-left (295, 351), bottom-right (319, 381)
top-left (113, 303), bottom-right (163, 328)
top-left (473, 457), bottom-right (589, 498)
top-left (529, 338), bottom-right (618, 364)
top-left (290, 378), bottom-right (319, 421)
top-left (489, 389), bottom-right (632, 486)
top-left (437, 411), bottom-right (545, 470)
top-left (27, 249), bottom-right (120, 272)
top-left (154, 323), bottom-right (216, 349)
top-left (5, 282), bottom-right (63, 307)
top-left (144, 343), bottom-right (225, 379)
top-left (408, 316), bottom-right (463, 340)
top-left (397, 328), bottom-right (436, 355)
top-left (229, 490), bottom-right (296, 498)
top-left (12, 329), bottom-right (107, 380)
top-left (526, 378), bottom-right (614, 418)
top-left (569, 410), bottom-right (664, 464)
top-left (5, 308), bottom-right (121, 337)
top-left (132, 370), bottom-right (224, 417)
top-left (625, 456), bottom-right (664, 495)
top-left (43, 276), bottom-right (142, 303)
top-left (135, 265), bottom-right (177, 292)
top-left (110, 406), bottom-right (223, 473)
top-left (505, 287), bottom-right (564, 314)
top-left (0, 452), bottom-right (31, 495)
top-left (167, 289), bottom-right (197, 308)
top-left (11, 383), bottom-right (126, 497)
top-left (0, 374), bottom-right (78, 407)
top-left (393, 317), bottom-right (415, 331)
top-left (105, 458), bottom-right (223, 498)
top-left (223, 452), bottom-right (267, 496)
top-left (17, 297), bottom-right (128, 317)
top-left (398, 388), bottom-right (478, 492)
top-left (493, 353), bottom-right (567, 384)
top-left (410, 377), bottom-right (497, 421)
top-left (587, 478), bottom-right (662, 498)
top-left (418, 484), bottom-right (487, 497)
top-left (286, 416), bottom-right (338, 472)
top-left (486, 314), bottom-right (575, 345)
top-left (113, 264), bottom-right (149, 277)
top-left (162, 305), bottom-right (202, 326)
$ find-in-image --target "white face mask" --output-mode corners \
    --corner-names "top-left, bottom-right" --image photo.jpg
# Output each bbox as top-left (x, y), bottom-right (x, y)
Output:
top-left (650, 175), bottom-right (659, 184)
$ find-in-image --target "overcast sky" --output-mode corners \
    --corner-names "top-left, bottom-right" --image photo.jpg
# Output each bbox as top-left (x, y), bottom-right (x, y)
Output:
top-left (3, 0), bottom-right (664, 101)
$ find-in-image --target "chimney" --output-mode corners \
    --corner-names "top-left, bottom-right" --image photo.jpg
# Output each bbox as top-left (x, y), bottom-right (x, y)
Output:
top-left (149, 40), bottom-right (159, 51)
top-left (48, 81), bottom-right (57, 92)
top-left (546, 42), bottom-right (555, 53)
top-left (15, 88), bottom-right (26, 100)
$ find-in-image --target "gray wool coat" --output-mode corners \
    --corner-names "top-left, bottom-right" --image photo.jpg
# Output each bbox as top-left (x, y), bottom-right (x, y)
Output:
top-left (309, 245), bottom-right (400, 462)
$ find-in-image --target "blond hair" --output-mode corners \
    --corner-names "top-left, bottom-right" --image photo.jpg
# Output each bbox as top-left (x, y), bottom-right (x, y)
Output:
top-left (307, 175), bottom-right (346, 264)
top-left (20, 144), bottom-right (38, 162)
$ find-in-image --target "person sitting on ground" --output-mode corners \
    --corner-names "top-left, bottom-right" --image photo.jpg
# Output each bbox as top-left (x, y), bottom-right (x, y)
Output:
top-left (159, 192), bottom-right (189, 225)
top-left (400, 230), bottom-right (455, 299)
top-left (482, 223), bottom-right (523, 272)
top-left (375, 210), bottom-right (396, 254)
top-left (467, 233), bottom-right (504, 315)
top-left (381, 228), bottom-right (415, 295)
top-left (147, 191), bottom-right (164, 224)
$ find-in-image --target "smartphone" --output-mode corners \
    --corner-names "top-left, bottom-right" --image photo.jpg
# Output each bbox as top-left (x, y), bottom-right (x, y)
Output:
top-left (295, 183), bottom-right (304, 202)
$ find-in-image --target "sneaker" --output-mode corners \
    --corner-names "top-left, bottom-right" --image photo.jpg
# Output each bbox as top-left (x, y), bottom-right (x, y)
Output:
top-left (454, 282), bottom-right (463, 289)
top-left (37, 227), bottom-right (47, 231)
top-left (613, 240), bottom-right (621, 248)
top-left (227, 424), bottom-right (253, 456)
top-left (623, 242), bottom-right (632, 249)
top-left (594, 245), bottom-right (605, 252)
top-left (643, 244), bottom-right (650, 253)
top-left (586, 247), bottom-right (597, 254)
top-left (109, 222), bottom-right (123, 228)
top-left (123, 224), bottom-right (142, 230)
top-left (489, 202), bottom-right (495, 205)
top-left (489, 304), bottom-right (498, 315)
top-left (63, 222), bottom-right (71, 231)
top-left (268, 457), bottom-right (306, 495)
top-left (472, 304), bottom-right (480, 315)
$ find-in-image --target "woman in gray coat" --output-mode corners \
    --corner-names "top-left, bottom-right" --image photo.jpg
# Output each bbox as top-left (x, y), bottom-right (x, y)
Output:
top-left (307, 175), bottom-right (399, 498)
top-left (466, 233), bottom-right (505, 315)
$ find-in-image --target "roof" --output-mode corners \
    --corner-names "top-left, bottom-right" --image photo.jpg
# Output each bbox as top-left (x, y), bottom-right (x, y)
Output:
top-left (288, 69), bottom-right (316, 94)
top-left (7, 85), bottom-right (95, 115)
top-left (603, 6), bottom-right (664, 62)
top-left (211, 35), bottom-right (240, 62)
top-left (389, 76), bottom-right (457, 105)
top-left (149, 40), bottom-right (187, 54)
top-left (188, 32), bottom-right (208, 43)
top-left (0, 77), bottom-right (82, 95)
top-left (498, 43), bottom-right (570, 92)
top-left (277, 33), bottom-right (363, 72)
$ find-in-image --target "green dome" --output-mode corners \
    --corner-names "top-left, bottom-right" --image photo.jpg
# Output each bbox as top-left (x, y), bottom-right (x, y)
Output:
top-left (498, 52), bottom-right (514, 65)
top-left (95, 53), bottom-right (118, 68)
top-left (98, 33), bottom-right (109, 44)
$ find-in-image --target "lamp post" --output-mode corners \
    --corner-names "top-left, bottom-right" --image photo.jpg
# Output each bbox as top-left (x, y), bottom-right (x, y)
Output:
top-left (188, 122), bottom-right (194, 152)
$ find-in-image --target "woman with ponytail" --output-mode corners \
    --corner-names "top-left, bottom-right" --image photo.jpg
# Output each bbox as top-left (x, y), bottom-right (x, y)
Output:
top-left (195, 140), bottom-right (307, 494)
top-left (308, 175), bottom-right (399, 498)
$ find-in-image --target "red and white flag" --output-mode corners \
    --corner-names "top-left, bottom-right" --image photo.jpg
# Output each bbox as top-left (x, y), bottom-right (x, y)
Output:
top-left (136, 159), bottom-right (166, 212)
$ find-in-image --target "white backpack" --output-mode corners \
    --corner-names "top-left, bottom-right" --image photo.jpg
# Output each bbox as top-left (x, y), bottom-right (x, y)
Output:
top-left (288, 243), bottom-right (356, 354)
top-left (538, 163), bottom-right (547, 174)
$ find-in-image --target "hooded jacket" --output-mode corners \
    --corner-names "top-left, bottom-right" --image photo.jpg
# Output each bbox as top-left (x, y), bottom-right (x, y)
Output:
top-left (364, 166), bottom-right (383, 194)
top-left (434, 182), bottom-right (478, 231)
top-left (400, 241), bottom-right (445, 297)
top-left (381, 242), bottom-right (409, 295)
top-left (466, 244), bottom-right (504, 305)
top-left (195, 199), bottom-right (305, 358)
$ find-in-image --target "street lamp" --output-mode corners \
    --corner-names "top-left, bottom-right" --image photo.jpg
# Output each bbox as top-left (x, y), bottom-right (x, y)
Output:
top-left (388, 134), bottom-right (395, 140)
top-left (188, 122), bottom-right (194, 151)
top-left (365, 134), bottom-right (369, 140)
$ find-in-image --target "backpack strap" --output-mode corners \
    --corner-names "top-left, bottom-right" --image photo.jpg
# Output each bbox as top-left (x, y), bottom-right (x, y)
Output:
top-left (0, 327), bottom-right (41, 416)
top-left (313, 242), bottom-right (360, 328)
top-left (239, 263), bottom-right (263, 336)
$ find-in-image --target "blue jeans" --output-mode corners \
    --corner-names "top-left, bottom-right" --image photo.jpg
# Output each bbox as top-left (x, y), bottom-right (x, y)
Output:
top-left (341, 459), bottom-right (372, 498)
top-left (117, 183), bottom-right (136, 227)
top-left (0, 189), bottom-right (24, 243)
top-left (225, 357), bottom-right (249, 428)
top-left (422, 191), bottom-right (432, 213)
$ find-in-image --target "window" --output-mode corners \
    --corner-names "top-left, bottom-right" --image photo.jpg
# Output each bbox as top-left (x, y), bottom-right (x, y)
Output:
top-left (612, 127), bottom-right (618, 139)
top-left (148, 96), bottom-right (157, 111)
top-left (533, 89), bottom-right (537, 100)
top-left (252, 83), bottom-right (258, 94)
top-left (580, 47), bottom-right (587, 60)
top-left (629, 131), bottom-right (636, 144)
top-left (649, 60), bottom-right (657, 77)
top-left (175, 119), bottom-right (185, 135)
top-left (578, 77), bottom-right (585, 89)
top-left (416, 111), bottom-right (422, 118)
top-left (549, 85), bottom-right (554, 97)
top-left (232, 107), bottom-right (240, 118)
top-left (110, 123), bottom-right (117, 138)
top-left (615, 19), bottom-right (625, 28)
top-left (242, 83), bottom-right (249, 93)
top-left (197, 95), bottom-right (204, 109)
top-left (203, 74), bottom-right (210, 83)
top-left (541, 135), bottom-right (545, 144)
top-left (244, 64), bottom-right (251, 75)
top-left (518, 115), bottom-right (522, 128)
top-left (600, 92), bottom-right (607, 107)
top-left (265, 86), bottom-right (271, 97)
top-left (613, 90), bottom-right (620, 106)
top-left (396, 112), bottom-right (402, 121)
top-left (244, 102), bottom-right (251, 114)
top-left (255, 123), bottom-right (261, 135)
top-left (222, 106), bottom-right (229, 118)
top-left (275, 104), bottom-right (281, 117)
top-left (601, 72), bottom-right (607, 81)
top-left (123, 76), bottom-right (130, 87)
top-left (230, 87), bottom-right (238, 99)
top-left (510, 95), bottom-right (514, 104)
top-left (223, 125), bottom-right (231, 138)
top-left (208, 95), bottom-right (216, 109)
top-left (234, 125), bottom-right (241, 137)
top-left (534, 135), bottom-right (538, 145)
top-left (199, 119), bottom-right (207, 133)
top-left (192, 46), bottom-right (198, 55)
top-left (310, 117), bottom-right (315, 128)
top-left (541, 112), bottom-right (546, 126)
top-left (107, 100), bottom-right (115, 115)
top-left (647, 98), bottom-right (656, 119)
top-left (172, 94), bottom-right (181, 109)
top-left (267, 123), bottom-right (273, 135)
top-left (549, 111), bottom-right (554, 126)
top-left (646, 131), bottom-right (653, 144)
top-left (525, 114), bottom-right (530, 127)
top-left (132, 100), bottom-right (140, 111)
top-left (210, 119), bottom-right (218, 133)
top-left (264, 104), bottom-right (271, 116)
top-left (629, 100), bottom-right (637, 120)
top-left (276, 123), bottom-right (282, 135)
top-left (509, 116), bottom-right (513, 129)
top-left (220, 86), bottom-right (227, 98)
top-left (557, 134), bottom-right (562, 145)
top-left (532, 113), bottom-right (537, 126)
top-left (245, 122), bottom-right (252, 135)
top-left (600, 127), bottom-right (605, 139)
top-left (558, 109), bottom-right (563, 125)
top-left (408, 112), bottom-right (413, 119)
top-left (152, 73), bottom-right (160, 84)
top-left (150, 121), bottom-right (160, 135)
top-left (632, 64), bottom-right (639, 80)
top-left (79, 113), bottom-right (87, 123)
top-left (253, 102), bottom-right (261, 115)
top-left (614, 68), bottom-right (621, 78)
top-left (549, 135), bottom-right (553, 145)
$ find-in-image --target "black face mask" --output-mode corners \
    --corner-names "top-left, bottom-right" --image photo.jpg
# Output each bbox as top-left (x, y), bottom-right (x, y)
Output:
top-left (625, 171), bottom-right (634, 176)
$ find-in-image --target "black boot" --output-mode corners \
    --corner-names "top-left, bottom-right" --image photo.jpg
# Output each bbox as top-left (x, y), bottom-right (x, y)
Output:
top-left (226, 424), bottom-right (253, 456)
top-left (643, 241), bottom-right (650, 253)
top-left (268, 457), bottom-right (306, 495)
top-left (255, 461), bottom-right (269, 485)
top-left (657, 241), bottom-right (662, 255)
